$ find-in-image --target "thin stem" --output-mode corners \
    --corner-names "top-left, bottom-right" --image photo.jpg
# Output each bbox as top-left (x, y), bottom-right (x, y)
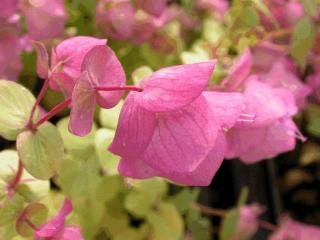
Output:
top-left (28, 78), bottom-right (50, 126)
top-left (33, 97), bottom-right (72, 128)
top-left (95, 85), bottom-right (143, 92)
top-left (8, 160), bottom-right (23, 190)
top-left (192, 203), bottom-right (227, 217)
top-left (25, 218), bottom-right (38, 231)
top-left (258, 220), bottom-right (277, 232)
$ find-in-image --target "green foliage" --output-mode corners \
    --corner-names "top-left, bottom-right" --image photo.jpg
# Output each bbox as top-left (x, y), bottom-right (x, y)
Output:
top-left (306, 104), bottom-right (320, 136)
top-left (17, 122), bottom-right (64, 180)
top-left (301, 0), bottom-right (319, 17)
top-left (99, 100), bottom-right (124, 130)
top-left (132, 66), bottom-right (154, 85)
top-left (290, 16), bottom-right (316, 68)
top-left (0, 81), bottom-right (38, 140)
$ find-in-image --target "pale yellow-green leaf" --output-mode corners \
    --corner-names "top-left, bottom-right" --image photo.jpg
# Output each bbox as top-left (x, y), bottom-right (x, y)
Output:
top-left (99, 100), bottom-right (124, 130)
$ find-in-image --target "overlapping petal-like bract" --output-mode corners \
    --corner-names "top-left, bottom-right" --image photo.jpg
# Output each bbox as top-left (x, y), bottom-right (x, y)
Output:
top-left (69, 45), bottom-right (125, 136)
top-left (35, 198), bottom-right (83, 240)
top-left (21, 0), bottom-right (67, 40)
top-left (0, 0), bottom-right (19, 18)
top-left (96, 0), bottom-right (135, 41)
top-left (110, 61), bottom-right (245, 186)
top-left (226, 79), bottom-right (300, 163)
top-left (261, 60), bottom-right (311, 108)
top-left (268, 216), bottom-right (320, 240)
top-left (33, 36), bottom-right (107, 94)
top-left (137, 0), bottom-right (167, 17)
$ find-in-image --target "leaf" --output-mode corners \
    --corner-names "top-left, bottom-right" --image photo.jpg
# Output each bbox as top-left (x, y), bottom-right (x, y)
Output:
top-left (94, 129), bottom-right (120, 175)
top-left (72, 0), bottom-right (97, 14)
top-left (99, 100), bottom-right (124, 130)
top-left (131, 66), bottom-right (154, 85)
top-left (301, 0), bottom-right (318, 17)
top-left (290, 16), bottom-right (316, 68)
top-left (16, 203), bottom-right (48, 237)
top-left (147, 203), bottom-right (183, 240)
top-left (124, 191), bottom-right (155, 218)
top-left (219, 209), bottom-right (239, 240)
top-left (57, 117), bottom-right (96, 157)
top-left (0, 193), bottom-right (25, 226)
top-left (236, 186), bottom-right (249, 208)
top-left (252, 0), bottom-right (278, 28)
top-left (306, 104), bottom-right (320, 136)
top-left (169, 188), bottom-right (199, 214)
top-left (17, 122), bottom-right (64, 180)
top-left (0, 150), bottom-right (49, 202)
top-left (0, 81), bottom-right (38, 140)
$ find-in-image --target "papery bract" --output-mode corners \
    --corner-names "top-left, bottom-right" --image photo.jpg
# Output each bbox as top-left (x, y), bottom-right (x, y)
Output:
top-left (96, 0), bottom-right (135, 41)
top-left (268, 216), bottom-right (320, 240)
top-left (20, 0), bottom-right (67, 40)
top-left (35, 36), bottom-right (107, 94)
top-left (137, 0), bottom-right (167, 17)
top-left (231, 204), bottom-right (264, 240)
top-left (0, 0), bottom-right (19, 18)
top-left (69, 45), bottom-right (125, 136)
top-left (261, 60), bottom-right (311, 108)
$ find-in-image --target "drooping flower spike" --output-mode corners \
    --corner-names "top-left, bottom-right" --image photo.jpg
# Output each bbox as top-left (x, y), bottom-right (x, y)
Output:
top-left (110, 60), bottom-right (246, 186)
top-left (33, 36), bottom-right (107, 95)
top-left (69, 45), bottom-right (129, 136)
top-left (35, 198), bottom-right (83, 240)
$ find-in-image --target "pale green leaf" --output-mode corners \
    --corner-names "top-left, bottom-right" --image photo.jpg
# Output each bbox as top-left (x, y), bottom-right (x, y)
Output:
top-left (0, 81), bottom-right (38, 140)
top-left (301, 0), bottom-right (318, 17)
top-left (99, 100), bottom-right (124, 130)
top-left (132, 66), bottom-right (153, 85)
top-left (17, 122), bottom-right (64, 180)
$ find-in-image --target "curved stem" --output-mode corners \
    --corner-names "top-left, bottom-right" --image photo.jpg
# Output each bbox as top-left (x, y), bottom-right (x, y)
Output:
top-left (25, 218), bottom-right (38, 231)
top-left (33, 97), bottom-right (72, 129)
top-left (95, 85), bottom-right (143, 92)
top-left (192, 203), bottom-right (227, 217)
top-left (28, 78), bottom-right (50, 126)
top-left (258, 220), bottom-right (277, 232)
top-left (8, 160), bottom-right (23, 190)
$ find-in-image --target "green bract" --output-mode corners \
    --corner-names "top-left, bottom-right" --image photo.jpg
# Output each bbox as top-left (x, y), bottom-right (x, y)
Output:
top-left (0, 81), bottom-right (38, 141)
top-left (16, 122), bottom-right (64, 180)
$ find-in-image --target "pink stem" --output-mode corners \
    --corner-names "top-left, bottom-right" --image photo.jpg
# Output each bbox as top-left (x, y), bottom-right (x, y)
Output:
top-left (258, 219), bottom-right (277, 232)
top-left (95, 85), bottom-right (143, 92)
top-left (25, 218), bottom-right (38, 231)
top-left (28, 78), bottom-right (50, 126)
top-left (33, 97), bottom-right (72, 128)
top-left (8, 160), bottom-right (23, 190)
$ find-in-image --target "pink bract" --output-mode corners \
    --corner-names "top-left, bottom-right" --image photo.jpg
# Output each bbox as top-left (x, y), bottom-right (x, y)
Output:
top-left (34, 199), bottom-right (83, 240)
top-left (231, 204), bottom-right (264, 240)
top-left (269, 216), bottom-right (320, 240)
top-left (20, 0), bottom-right (67, 40)
top-left (0, 0), bottom-right (19, 18)
top-left (69, 45), bottom-right (125, 136)
top-left (96, 0), bottom-right (135, 41)
top-left (48, 36), bottom-right (107, 94)
top-left (137, 0), bottom-right (167, 17)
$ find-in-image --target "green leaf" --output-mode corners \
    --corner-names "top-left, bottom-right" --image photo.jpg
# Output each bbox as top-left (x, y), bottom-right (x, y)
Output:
top-left (236, 186), bottom-right (249, 208)
top-left (169, 188), bottom-right (199, 214)
top-left (99, 100), bottom-right (124, 130)
top-left (132, 66), bottom-right (154, 85)
top-left (16, 203), bottom-right (48, 237)
top-left (0, 193), bottom-right (25, 226)
top-left (57, 117), bottom-right (96, 156)
top-left (94, 129), bottom-right (120, 175)
top-left (219, 209), bottom-right (239, 240)
top-left (301, 0), bottom-right (318, 17)
top-left (0, 150), bottom-right (49, 202)
top-left (252, 0), bottom-right (278, 28)
top-left (17, 122), bottom-right (64, 180)
top-left (242, 7), bottom-right (260, 28)
top-left (147, 203), bottom-right (183, 240)
top-left (0, 81), bottom-right (38, 140)
top-left (124, 191), bottom-right (155, 218)
top-left (306, 104), bottom-right (320, 136)
top-left (72, 0), bottom-right (97, 14)
top-left (290, 16), bottom-right (316, 68)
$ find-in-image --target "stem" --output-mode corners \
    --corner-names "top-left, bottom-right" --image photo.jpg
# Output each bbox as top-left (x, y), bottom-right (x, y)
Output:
top-left (8, 160), bottom-right (23, 190)
top-left (95, 85), bottom-right (143, 92)
top-left (28, 78), bottom-right (50, 126)
top-left (192, 203), bottom-right (227, 217)
top-left (258, 220), bottom-right (277, 232)
top-left (25, 218), bottom-right (38, 231)
top-left (33, 97), bottom-right (72, 128)
top-left (263, 28), bottom-right (292, 41)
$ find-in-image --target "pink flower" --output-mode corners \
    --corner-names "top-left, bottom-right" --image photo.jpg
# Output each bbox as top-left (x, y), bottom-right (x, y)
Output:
top-left (261, 59), bottom-right (311, 109)
top-left (269, 216), bottom-right (320, 240)
top-left (110, 61), bottom-right (245, 186)
top-left (96, 0), bottom-right (135, 41)
top-left (196, 0), bottom-right (229, 16)
top-left (0, 24), bottom-right (22, 81)
top-left (137, 0), bottom-right (167, 17)
top-left (33, 36), bottom-right (107, 95)
top-left (231, 204), bottom-right (264, 240)
top-left (69, 45), bottom-right (126, 136)
top-left (35, 199), bottom-right (83, 240)
top-left (0, 0), bottom-right (19, 18)
top-left (225, 77), bottom-right (303, 164)
top-left (20, 0), bottom-right (67, 40)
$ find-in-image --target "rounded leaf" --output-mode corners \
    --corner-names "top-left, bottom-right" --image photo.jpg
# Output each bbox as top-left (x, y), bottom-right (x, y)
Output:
top-left (17, 122), bottom-right (64, 180)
